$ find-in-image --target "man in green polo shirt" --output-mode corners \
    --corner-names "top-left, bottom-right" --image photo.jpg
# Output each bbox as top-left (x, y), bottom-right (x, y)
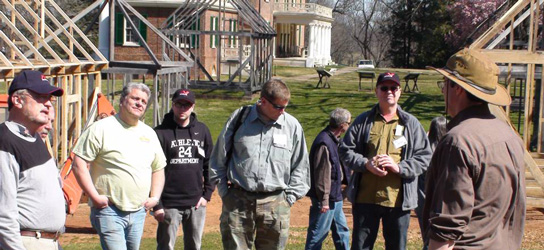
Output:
top-left (339, 72), bottom-right (432, 250)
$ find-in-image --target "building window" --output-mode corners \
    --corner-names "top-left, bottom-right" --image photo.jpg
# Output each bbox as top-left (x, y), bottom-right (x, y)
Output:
top-left (125, 15), bottom-right (140, 45)
top-left (210, 16), bottom-right (219, 48)
top-left (115, 13), bottom-right (147, 46)
top-left (229, 20), bottom-right (237, 48)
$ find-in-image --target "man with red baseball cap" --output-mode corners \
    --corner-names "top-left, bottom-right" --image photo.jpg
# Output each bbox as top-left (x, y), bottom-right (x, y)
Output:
top-left (0, 70), bottom-right (65, 250)
top-left (339, 72), bottom-right (432, 249)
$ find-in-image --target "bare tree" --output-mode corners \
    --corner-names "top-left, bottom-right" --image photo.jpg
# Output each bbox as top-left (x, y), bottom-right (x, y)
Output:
top-left (336, 0), bottom-right (390, 66)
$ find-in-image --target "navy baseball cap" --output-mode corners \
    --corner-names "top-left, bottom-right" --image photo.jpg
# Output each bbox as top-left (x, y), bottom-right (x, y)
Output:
top-left (9, 70), bottom-right (64, 96)
top-left (172, 89), bottom-right (195, 104)
top-left (376, 72), bottom-right (401, 86)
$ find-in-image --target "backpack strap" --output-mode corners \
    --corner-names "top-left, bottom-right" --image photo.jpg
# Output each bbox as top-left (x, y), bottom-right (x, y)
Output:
top-left (225, 105), bottom-right (250, 174)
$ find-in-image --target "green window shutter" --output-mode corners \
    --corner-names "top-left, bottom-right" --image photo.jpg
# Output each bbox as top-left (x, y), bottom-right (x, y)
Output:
top-left (229, 20), bottom-right (232, 46)
top-left (191, 21), bottom-right (198, 48)
top-left (139, 14), bottom-right (148, 46)
top-left (115, 12), bottom-right (124, 45)
top-left (215, 17), bottom-right (219, 47)
top-left (210, 16), bottom-right (214, 48)
top-left (197, 20), bottom-right (200, 48)
top-left (234, 20), bottom-right (237, 46)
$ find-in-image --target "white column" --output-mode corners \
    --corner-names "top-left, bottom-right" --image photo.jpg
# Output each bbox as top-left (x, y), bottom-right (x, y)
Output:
top-left (98, 2), bottom-right (110, 60)
top-left (318, 24), bottom-right (325, 64)
top-left (272, 26), bottom-right (277, 58)
top-left (325, 24), bottom-right (332, 63)
top-left (306, 23), bottom-right (316, 67)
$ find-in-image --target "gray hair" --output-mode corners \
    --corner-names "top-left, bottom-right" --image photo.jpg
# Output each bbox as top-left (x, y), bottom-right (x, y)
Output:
top-left (329, 108), bottom-right (351, 129)
top-left (120, 82), bottom-right (151, 103)
top-left (8, 89), bottom-right (29, 110)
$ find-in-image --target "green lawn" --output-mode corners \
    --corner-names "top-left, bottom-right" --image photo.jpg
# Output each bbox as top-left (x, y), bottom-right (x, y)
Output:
top-left (192, 67), bottom-right (446, 143)
top-left (64, 66), bottom-right (531, 249)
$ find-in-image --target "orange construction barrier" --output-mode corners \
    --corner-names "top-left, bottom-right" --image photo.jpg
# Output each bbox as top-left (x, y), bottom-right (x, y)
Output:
top-left (0, 94), bottom-right (7, 108)
top-left (60, 93), bottom-right (116, 214)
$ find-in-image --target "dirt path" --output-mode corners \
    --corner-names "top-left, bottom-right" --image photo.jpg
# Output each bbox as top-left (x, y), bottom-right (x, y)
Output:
top-left (60, 193), bottom-right (544, 248)
top-left (288, 67), bottom-right (358, 81)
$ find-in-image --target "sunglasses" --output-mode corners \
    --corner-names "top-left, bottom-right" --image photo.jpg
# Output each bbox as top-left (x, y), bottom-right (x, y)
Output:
top-left (173, 102), bottom-right (193, 109)
top-left (263, 97), bottom-right (287, 110)
top-left (379, 86), bottom-right (400, 92)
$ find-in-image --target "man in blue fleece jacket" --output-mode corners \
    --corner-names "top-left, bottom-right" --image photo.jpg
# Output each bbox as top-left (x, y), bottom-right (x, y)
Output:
top-left (153, 89), bottom-right (215, 250)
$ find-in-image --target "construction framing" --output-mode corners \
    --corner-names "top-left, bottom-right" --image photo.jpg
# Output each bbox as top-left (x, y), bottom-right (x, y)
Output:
top-left (0, 0), bottom-right (108, 165)
top-left (161, 0), bottom-right (276, 93)
top-left (470, 0), bottom-right (544, 206)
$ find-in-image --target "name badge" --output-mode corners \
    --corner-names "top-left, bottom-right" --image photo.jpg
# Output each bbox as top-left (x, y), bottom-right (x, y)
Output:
top-left (273, 134), bottom-right (288, 147)
top-left (395, 125), bottom-right (404, 136)
top-left (197, 147), bottom-right (205, 158)
top-left (393, 136), bottom-right (407, 149)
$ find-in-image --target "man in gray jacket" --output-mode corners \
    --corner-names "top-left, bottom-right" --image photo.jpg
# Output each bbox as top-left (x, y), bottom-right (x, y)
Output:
top-left (339, 72), bottom-right (432, 250)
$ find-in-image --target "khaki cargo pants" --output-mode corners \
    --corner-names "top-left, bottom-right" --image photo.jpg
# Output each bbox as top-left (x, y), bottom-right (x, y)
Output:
top-left (220, 188), bottom-right (291, 250)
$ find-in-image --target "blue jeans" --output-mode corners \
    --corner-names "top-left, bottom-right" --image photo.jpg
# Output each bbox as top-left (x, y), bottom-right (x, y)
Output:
top-left (351, 203), bottom-right (410, 250)
top-left (305, 198), bottom-right (350, 250)
top-left (90, 205), bottom-right (146, 250)
top-left (156, 206), bottom-right (206, 250)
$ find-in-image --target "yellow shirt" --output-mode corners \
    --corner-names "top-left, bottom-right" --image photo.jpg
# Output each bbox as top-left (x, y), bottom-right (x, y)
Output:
top-left (356, 111), bottom-right (403, 207)
top-left (73, 115), bottom-right (166, 211)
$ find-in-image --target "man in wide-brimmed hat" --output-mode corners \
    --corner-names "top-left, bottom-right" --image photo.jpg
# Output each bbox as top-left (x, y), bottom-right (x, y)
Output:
top-left (423, 48), bottom-right (526, 250)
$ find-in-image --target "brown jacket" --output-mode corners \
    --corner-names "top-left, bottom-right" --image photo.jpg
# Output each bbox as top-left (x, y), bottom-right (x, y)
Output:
top-left (423, 104), bottom-right (526, 249)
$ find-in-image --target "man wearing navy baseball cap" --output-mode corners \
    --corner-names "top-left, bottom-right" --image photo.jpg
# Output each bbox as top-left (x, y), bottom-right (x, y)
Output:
top-left (153, 89), bottom-right (215, 250)
top-left (339, 72), bottom-right (432, 249)
top-left (0, 70), bottom-right (66, 249)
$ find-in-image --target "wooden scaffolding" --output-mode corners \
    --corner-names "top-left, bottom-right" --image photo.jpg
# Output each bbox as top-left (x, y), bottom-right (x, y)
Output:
top-left (161, 0), bottom-right (276, 93)
top-left (90, 0), bottom-right (196, 126)
top-left (470, 0), bottom-right (544, 206)
top-left (0, 0), bottom-right (108, 165)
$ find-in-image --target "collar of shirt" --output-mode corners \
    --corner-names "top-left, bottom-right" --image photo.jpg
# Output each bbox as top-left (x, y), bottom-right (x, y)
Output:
top-left (447, 104), bottom-right (493, 131)
top-left (375, 109), bottom-right (399, 123)
top-left (5, 121), bottom-right (35, 138)
top-left (249, 104), bottom-right (286, 127)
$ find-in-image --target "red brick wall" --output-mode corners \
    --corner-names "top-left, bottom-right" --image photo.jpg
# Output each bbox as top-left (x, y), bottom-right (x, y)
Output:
top-left (113, 3), bottom-right (275, 79)
top-left (113, 7), bottom-right (177, 61)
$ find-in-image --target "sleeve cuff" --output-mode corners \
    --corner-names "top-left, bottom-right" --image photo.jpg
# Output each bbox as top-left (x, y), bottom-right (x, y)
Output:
top-left (286, 194), bottom-right (296, 207)
top-left (320, 200), bottom-right (329, 207)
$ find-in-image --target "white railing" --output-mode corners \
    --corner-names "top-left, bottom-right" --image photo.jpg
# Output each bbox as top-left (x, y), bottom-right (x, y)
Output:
top-left (273, 3), bottom-right (333, 18)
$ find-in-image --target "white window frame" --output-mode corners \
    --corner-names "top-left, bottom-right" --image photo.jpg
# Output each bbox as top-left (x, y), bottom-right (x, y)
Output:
top-left (124, 15), bottom-right (141, 46)
top-left (211, 16), bottom-right (218, 49)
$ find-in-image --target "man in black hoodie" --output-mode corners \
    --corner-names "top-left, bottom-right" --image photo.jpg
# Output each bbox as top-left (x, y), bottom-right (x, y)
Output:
top-left (153, 89), bottom-right (215, 250)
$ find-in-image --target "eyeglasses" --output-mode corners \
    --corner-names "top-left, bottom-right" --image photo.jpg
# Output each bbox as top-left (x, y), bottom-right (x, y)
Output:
top-left (23, 92), bottom-right (56, 105)
top-left (379, 86), bottom-right (400, 92)
top-left (173, 102), bottom-right (193, 109)
top-left (263, 97), bottom-right (287, 110)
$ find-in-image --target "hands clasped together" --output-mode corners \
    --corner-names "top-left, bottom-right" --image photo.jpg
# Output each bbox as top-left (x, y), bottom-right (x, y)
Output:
top-left (366, 154), bottom-right (400, 177)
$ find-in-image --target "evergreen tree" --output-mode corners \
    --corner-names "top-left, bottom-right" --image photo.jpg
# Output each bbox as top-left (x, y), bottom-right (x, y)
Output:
top-left (385, 0), bottom-right (453, 68)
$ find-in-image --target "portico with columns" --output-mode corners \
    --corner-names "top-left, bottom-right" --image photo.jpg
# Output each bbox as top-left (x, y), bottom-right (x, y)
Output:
top-left (272, 2), bottom-right (333, 67)
top-left (306, 21), bottom-right (332, 67)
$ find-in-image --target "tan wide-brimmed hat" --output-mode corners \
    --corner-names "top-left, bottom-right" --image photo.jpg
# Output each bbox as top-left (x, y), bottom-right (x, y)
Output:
top-left (427, 48), bottom-right (511, 106)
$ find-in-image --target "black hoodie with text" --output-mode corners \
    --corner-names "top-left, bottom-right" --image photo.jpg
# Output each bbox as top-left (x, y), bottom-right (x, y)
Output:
top-left (154, 111), bottom-right (215, 209)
